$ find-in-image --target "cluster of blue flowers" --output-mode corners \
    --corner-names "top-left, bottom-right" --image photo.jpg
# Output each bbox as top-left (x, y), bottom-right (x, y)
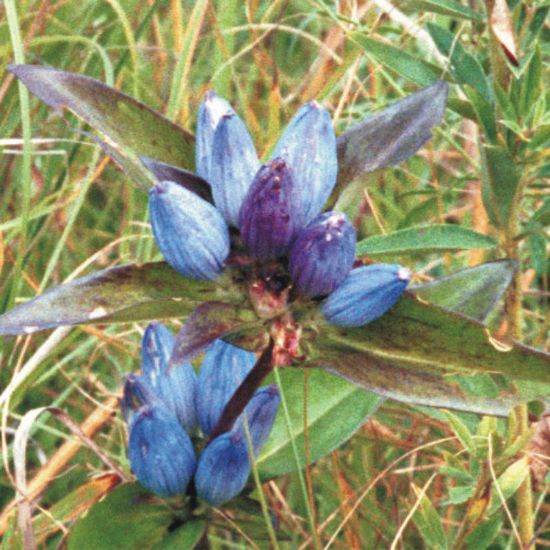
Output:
top-left (122, 322), bottom-right (280, 505)
top-left (149, 92), bottom-right (411, 316)
top-left (124, 92), bottom-right (412, 504)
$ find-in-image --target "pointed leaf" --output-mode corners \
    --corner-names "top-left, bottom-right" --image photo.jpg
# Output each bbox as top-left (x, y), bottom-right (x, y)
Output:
top-left (140, 157), bottom-right (212, 202)
top-left (9, 65), bottom-right (195, 189)
top-left (257, 368), bottom-right (382, 478)
top-left (309, 294), bottom-right (550, 415)
top-left (356, 224), bottom-right (496, 257)
top-left (411, 0), bottom-right (483, 21)
top-left (412, 260), bottom-right (517, 321)
top-left (170, 302), bottom-right (262, 365)
top-left (0, 262), bottom-right (241, 336)
top-left (67, 483), bottom-right (174, 550)
top-left (336, 80), bottom-right (447, 187)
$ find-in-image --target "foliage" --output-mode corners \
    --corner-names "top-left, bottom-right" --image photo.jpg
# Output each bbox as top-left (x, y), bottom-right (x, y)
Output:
top-left (0, 0), bottom-right (548, 548)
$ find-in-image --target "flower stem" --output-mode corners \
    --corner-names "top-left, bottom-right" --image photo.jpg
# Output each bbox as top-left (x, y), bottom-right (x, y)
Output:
top-left (209, 339), bottom-right (275, 441)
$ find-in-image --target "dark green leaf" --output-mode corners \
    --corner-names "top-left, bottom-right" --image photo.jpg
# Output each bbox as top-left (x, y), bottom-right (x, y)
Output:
top-left (336, 80), bottom-right (447, 187)
top-left (412, 260), bottom-right (517, 321)
top-left (308, 294), bottom-right (550, 415)
top-left (356, 224), bottom-right (496, 257)
top-left (446, 98), bottom-right (477, 122)
top-left (528, 232), bottom-right (547, 276)
top-left (152, 521), bottom-right (206, 550)
top-left (520, 47), bottom-right (542, 118)
top-left (464, 86), bottom-right (497, 143)
top-left (426, 24), bottom-right (491, 102)
top-left (257, 369), bottom-right (382, 478)
top-left (67, 483), bottom-right (174, 550)
top-left (350, 33), bottom-right (440, 87)
top-left (465, 516), bottom-right (502, 550)
top-left (0, 262), bottom-right (241, 336)
top-left (9, 65), bottom-right (195, 189)
top-left (481, 144), bottom-right (520, 227)
top-left (411, 0), bottom-right (483, 21)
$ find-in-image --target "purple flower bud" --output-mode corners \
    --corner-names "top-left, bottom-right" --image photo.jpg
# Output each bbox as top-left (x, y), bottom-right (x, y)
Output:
top-left (238, 158), bottom-right (302, 261)
top-left (289, 211), bottom-right (356, 297)
top-left (237, 385), bottom-right (280, 454)
top-left (141, 323), bottom-right (197, 433)
top-left (194, 430), bottom-right (250, 506)
top-left (271, 101), bottom-right (337, 226)
top-left (149, 180), bottom-right (230, 280)
top-left (128, 404), bottom-right (196, 497)
top-left (322, 264), bottom-right (411, 327)
top-left (196, 339), bottom-right (256, 436)
top-left (195, 91), bottom-right (234, 181)
top-left (209, 113), bottom-right (260, 227)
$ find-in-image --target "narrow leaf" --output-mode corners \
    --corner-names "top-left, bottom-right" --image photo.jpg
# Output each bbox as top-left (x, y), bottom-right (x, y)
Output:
top-left (411, 484), bottom-right (448, 550)
top-left (356, 224), bottom-right (496, 257)
top-left (350, 34), bottom-right (440, 87)
top-left (412, 260), bottom-right (517, 322)
top-left (444, 411), bottom-right (476, 454)
top-left (9, 65), bottom-right (195, 189)
top-left (426, 24), bottom-right (491, 102)
top-left (170, 302), bottom-right (262, 365)
top-left (412, 0), bottom-right (483, 21)
top-left (336, 80), bottom-right (447, 187)
top-left (0, 262), bottom-right (240, 336)
top-left (152, 520), bottom-right (206, 550)
top-left (488, 457), bottom-right (530, 515)
top-left (257, 368), bottom-right (382, 478)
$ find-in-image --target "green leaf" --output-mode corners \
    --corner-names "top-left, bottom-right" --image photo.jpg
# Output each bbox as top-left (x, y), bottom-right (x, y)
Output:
top-left (309, 294), bottom-right (550, 416)
top-left (336, 81), bottom-right (447, 187)
top-left (443, 411), bottom-right (476, 455)
top-left (520, 47), bottom-right (542, 118)
top-left (411, 0), bottom-right (483, 21)
top-left (356, 224), bottom-right (496, 257)
top-left (488, 457), bottom-right (530, 515)
top-left (411, 484), bottom-right (448, 550)
top-left (0, 262), bottom-right (241, 336)
top-left (350, 33), bottom-right (440, 87)
top-left (152, 521), bottom-right (206, 550)
top-left (9, 65), bottom-right (195, 189)
top-left (481, 144), bottom-right (521, 227)
top-left (465, 86), bottom-right (498, 143)
top-left (257, 368), bottom-right (382, 478)
top-left (528, 232), bottom-right (548, 276)
top-left (67, 483), bottom-right (174, 550)
top-left (426, 24), bottom-right (491, 102)
top-left (465, 516), bottom-right (502, 550)
top-left (412, 260), bottom-right (517, 321)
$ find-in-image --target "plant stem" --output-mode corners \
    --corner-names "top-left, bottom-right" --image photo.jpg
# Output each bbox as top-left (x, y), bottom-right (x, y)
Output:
top-left (209, 339), bottom-right (274, 441)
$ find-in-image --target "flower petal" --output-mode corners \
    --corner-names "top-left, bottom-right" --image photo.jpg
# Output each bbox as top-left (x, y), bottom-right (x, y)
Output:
top-left (209, 113), bottom-right (260, 227)
top-left (322, 264), bottom-right (411, 327)
top-left (289, 211), bottom-right (356, 297)
top-left (239, 158), bottom-right (302, 261)
top-left (120, 373), bottom-right (157, 424)
top-left (128, 404), bottom-right (196, 497)
top-left (141, 322), bottom-right (197, 432)
top-left (195, 91), bottom-right (234, 181)
top-left (196, 339), bottom-right (256, 436)
top-left (149, 180), bottom-right (230, 280)
top-left (271, 101), bottom-right (337, 225)
top-left (194, 430), bottom-right (250, 506)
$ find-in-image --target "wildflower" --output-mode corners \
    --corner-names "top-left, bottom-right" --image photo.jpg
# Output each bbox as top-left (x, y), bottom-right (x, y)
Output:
top-left (289, 211), bottom-right (356, 297)
top-left (322, 264), bottom-right (412, 327)
top-left (122, 323), bottom-right (280, 506)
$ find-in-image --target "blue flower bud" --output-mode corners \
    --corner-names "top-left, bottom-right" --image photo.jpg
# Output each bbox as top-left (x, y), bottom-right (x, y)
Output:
top-left (237, 385), bottom-right (280, 454)
top-left (322, 264), bottom-right (411, 327)
top-left (194, 430), bottom-right (250, 506)
top-left (209, 113), bottom-right (260, 227)
top-left (149, 180), bottom-right (230, 280)
top-left (141, 322), bottom-right (197, 433)
top-left (196, 339), bottom-right (256, 436)
top-left (128, 404), bottom-right (196, 497)
top-left (195, 91), bottom-right (234, 181)
top-left (238, 158), bottom-right (302, 261)
top-left (289, 211), bottom-right (356, 297)
top-left (271, 101), bottom-right (337, 226)
top-left (121, 373), bottom-right (157, 423)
